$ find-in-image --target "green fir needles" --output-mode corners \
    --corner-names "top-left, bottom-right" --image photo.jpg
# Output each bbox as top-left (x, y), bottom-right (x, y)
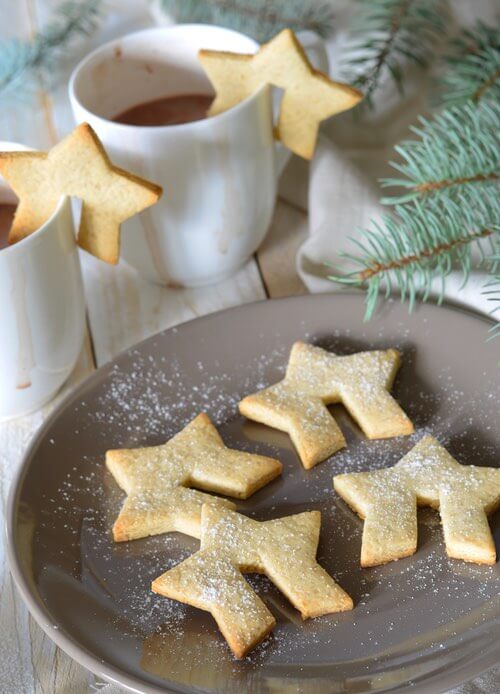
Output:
top-left (342, 0), bottom-right (448, 104)
top-left (329, 101), bottom-right (500, 319)
top-left (440, 21), bottom-right (500, 107)
top-left (331, 200), bottom-right (497, 318)
top-left (158, 0), bottom-right (334, 42)
top-left (331, 18), bottom-right (500, 326)
top-left (380, 102), bottom-right (499, 207)
top-left (0, 0), bottom-right (102, 97)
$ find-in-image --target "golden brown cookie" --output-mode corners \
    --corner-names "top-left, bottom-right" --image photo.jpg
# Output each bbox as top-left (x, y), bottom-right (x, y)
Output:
top-left (199, 29), bottom-right (362, 159)
top-left (106, 413), bottom-right (281, 542)
top-left (239, 341), bottom-right (414, 469)
top-left (334, 435), bottom-right (500, 566)
top-left (0, 123), bottom-right (162, 263)
top-left (152, 504), bottom-right (353, 658)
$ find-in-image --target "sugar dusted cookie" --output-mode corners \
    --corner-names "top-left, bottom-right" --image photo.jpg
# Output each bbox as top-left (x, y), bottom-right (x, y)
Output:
top-left (239, 342), bottom-right (414, 469)
top-left (106, 413), bottom-right (281, 541)
top-left (0, 123), bottom-right (162, 263)
top-left (334, 435), bottom-right (500, 566)
top-left (152, 504), bottom-right (353, 658)
top-left (199, 29), bottom-right (362, 159)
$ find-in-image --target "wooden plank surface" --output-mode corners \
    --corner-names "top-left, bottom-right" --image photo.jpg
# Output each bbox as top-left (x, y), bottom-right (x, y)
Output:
top-left (256, 199), bottom-right (308, 298)
top-left (81, 255), bottom-right (266, 366)
top-left (0, 338), bottom-right (95, 693)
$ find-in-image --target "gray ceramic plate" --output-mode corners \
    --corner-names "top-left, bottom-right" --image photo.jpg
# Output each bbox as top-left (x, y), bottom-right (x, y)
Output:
top-left (7, 294), bottom-right (500, 694)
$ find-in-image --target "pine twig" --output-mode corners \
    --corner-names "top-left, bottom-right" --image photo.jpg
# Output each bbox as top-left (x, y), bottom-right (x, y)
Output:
top-left (328, 94), bottom-right (500, 322)
top-left (341, 0), bottom-right (448, 106)
top-left (357, 228), bottom-right (493, 282)
top-left (329, 101), bottom-right (499, 321)
top-left (158, 0), bottom-right (334, 42)
top-left (380, 101), bottom-right (500, 205)
top-left (0, 0), bottom-right (102, 98)
top-left (439, 21), bottom-right (500, 107)
top-left (329, 200), bottom-right (499, 320)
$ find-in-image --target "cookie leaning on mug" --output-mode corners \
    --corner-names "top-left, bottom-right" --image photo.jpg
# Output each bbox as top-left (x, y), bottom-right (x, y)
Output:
top-left (0, 123), bottom-right (162, 264)
top-left (106, 413), bottom-right (282, 542)
top-left (199, 28), bottom-right (362, 159)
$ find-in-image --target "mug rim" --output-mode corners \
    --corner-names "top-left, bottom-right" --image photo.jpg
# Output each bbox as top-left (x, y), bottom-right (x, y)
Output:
top-left (68, 23), bottom-right (267, 133)
top-left (0, 141), bottom-right (68, 259)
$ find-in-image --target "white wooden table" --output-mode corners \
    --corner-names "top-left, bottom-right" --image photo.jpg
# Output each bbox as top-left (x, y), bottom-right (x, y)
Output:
top-left (0, 1), bottom-right (307, 690)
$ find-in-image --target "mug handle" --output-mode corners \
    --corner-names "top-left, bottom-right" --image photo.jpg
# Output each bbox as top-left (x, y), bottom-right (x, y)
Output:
top-left (274, 30), bottom-right (330, 176)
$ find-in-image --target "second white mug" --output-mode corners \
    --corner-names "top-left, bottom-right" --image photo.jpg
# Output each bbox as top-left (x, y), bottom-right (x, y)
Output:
top-left (69, 24), bottom-right (327, 288)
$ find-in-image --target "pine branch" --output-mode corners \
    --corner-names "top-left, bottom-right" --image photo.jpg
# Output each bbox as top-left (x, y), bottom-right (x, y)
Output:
top-left (439, 21), bottom-right (500, 107)
top-left (329, 200), bottom-right (499, 319)
top-left (380, 101), bottom-right (500, 205)
top-left (341, 0), bottom-right (448, 105)
top-left (0, 0), bottom-right (102, 97)
top-left (329, 94), bottom-right (500, 320)
top-left (158, 0), bottom-right (334, 42)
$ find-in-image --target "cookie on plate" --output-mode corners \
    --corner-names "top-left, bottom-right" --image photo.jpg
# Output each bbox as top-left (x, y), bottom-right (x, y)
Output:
top-left (239, 341), bottom-right (414, 469)
top-left (152, 504), bottom-right (353, 658)
top-left (106, 413), bottom-right (281, 541)
top-left (334, 435), bottom-right (500, 566)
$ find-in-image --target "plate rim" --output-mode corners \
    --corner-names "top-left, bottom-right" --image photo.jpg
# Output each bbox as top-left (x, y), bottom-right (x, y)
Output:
top-left (6, 293), bottom-right (500, 694)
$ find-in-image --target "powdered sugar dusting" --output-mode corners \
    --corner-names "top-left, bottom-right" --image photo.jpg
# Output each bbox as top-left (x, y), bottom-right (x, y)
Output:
top-left (25, 309), bottom-right (499, 687)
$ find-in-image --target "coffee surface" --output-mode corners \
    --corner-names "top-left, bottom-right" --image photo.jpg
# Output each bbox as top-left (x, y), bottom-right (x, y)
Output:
top-left (0, 203), bottom-right (17, 250)
top-left (113, 94), bottom-right (214, 127)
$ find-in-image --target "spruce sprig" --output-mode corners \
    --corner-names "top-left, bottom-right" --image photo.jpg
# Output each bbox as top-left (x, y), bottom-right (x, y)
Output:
top-left (328, 101), bottom-right (500, 319)
top-left (439, 21), bottom-right (500, 107)
top-left (342, 0), bottom-right (448, 104)
top-left (0, 0), bottom-right (102, 98)
top-left (158, 0), bottom-right (334, 42)
top-left (380, 102), bottom-right (500, 206)
top-left (331, 19), bottom-right (500, 327)
top-left (329, 201), bottom-right (498, 319)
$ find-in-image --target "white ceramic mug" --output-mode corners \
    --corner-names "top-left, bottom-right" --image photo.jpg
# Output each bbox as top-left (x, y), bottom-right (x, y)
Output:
top-left (0, 142), bottom-right (86, 421)
top-left (69, 25), bottom-right (327, 287)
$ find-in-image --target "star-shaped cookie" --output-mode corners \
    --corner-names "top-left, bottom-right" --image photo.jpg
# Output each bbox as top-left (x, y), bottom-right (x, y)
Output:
top-left (0, 123), bottom-right (162, 263)
top-left (106, 413), bottom-right (282, 541)
top-left (239, 342), bottom-right (414, 469)
top-left (199, 29), bottom-right (362, 159)
top-left (152, 504), bottom-right (353, 658)
top-left (334, 435), bottom-right (500, 566)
